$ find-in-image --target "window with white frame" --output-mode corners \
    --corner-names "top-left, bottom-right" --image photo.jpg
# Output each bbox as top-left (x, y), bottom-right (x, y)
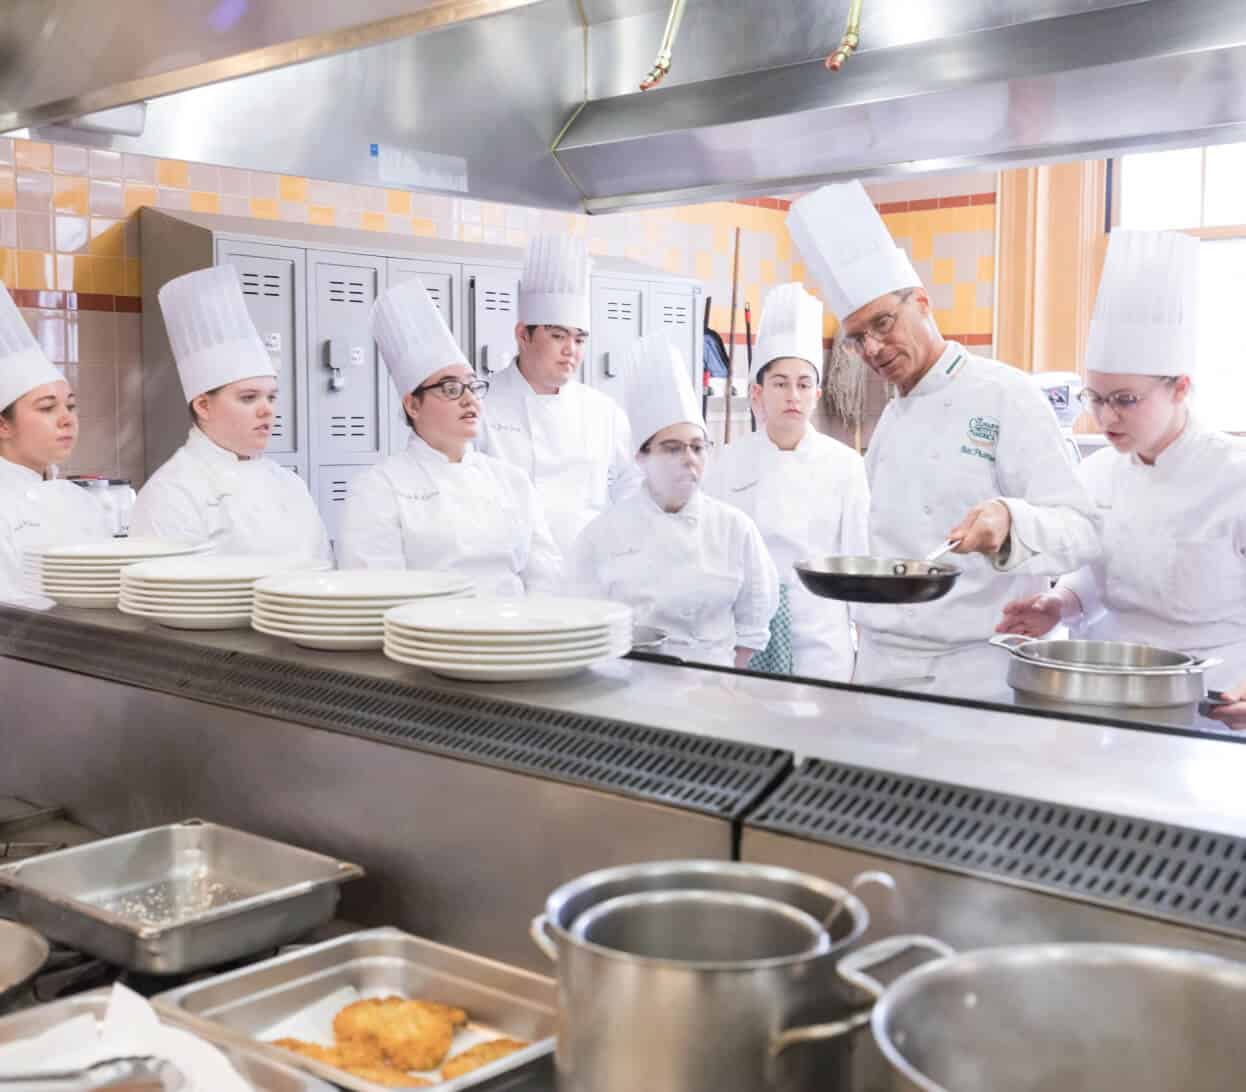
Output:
top-left (1118, 146), bottom-right (1246, 431)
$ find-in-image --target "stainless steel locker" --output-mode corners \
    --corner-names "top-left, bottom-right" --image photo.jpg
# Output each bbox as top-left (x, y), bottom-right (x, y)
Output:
top-left (650, 285), bottom-right (701, 389)
top-left (314, 463), bottom-right (374, 548)
top-left (384, 258), bottom-right (461, 455)
top-left (215, 241), bottom-right (306, 470)
top-left (588, 279), bottom-right (645, 407)
top-left (466, 266), bottom-right (519, 380)
top-left (307, 251), bottom-right (385, 462)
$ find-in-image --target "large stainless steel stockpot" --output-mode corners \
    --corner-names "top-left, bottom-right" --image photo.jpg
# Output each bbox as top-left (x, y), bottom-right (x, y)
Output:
top-left (531, 860), bottom-right (882, 1092)
top-left (776, 937), bottom-right (1246, 1091)
top-left (991, 635), bottom-right (1219, 707)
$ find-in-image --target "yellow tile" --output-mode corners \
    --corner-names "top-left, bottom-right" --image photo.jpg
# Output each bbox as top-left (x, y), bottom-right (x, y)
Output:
top-left (661, 247), bottom-right (683, 274)
top-left (933, 308), bottom-right (957, 330)
top-left (932, 258), bottom-right (956, 286)
top-left (189, 191), bottom-right (220, 214)
top-left (954, 283), bottom-right (977, 311)
top-left (977, 255), bottom-right (995, 282)
top-left (972, 306), bottom-right (994, 333)
top-left (759, 259), bottom-right (776, 285)
top-left (94, 257), bottom-right (124, 294)
top-left (123, 258), bottom-right (142, 296)
top-left (791, 260), bottom-right (807, 285)
top-left (712, 223), bottom-right (732, 255)
top-left (52, 176), bottom-right (88, 215)
top-left (361, 211), bottom-right (386, 232)
top-left (823, 311), bottom-right (839, 338)
top-left (0, 167), bottom-right (14, 210)
top-left (308, 205), bottom-right (334, 226)
top-left (156, 160), bottom-right (189, 188)
top-left (278, 176), bottom-right (308, 203)
top-left (123, 185), bottom-right (157, 215)
top-left (14, 141), bottom-right (51, 172)
top-left (411, 217), bottom-right (436, 237)
top-left (909, 232), bottom-right (933, 262)
top-left (694, 252), bottom-right (714, 281)
top-left (17, 250), bottom-right (54, 290)
top-left (88, 219), bottom-right (124, 258)
top-left (0, 249), bottom-right (15, 285)
top-left (386, 190), bottom-right (411, 216)
top-left (250, 198), bottom-right (280, 220)
top-left (776, 230), bottom-right (792, 265)
top-left (460, 222), bottom-right (483, 243)
top-left (708, 304), bottom-right (731, 330)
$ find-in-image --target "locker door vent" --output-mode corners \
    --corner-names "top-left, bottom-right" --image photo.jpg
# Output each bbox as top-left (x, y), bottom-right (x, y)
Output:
top-left (662, 303), bottom-right (690, 327)
top-left (328, 279), bottom-right (369, 305)
top-left (241, 271), bottom-right (261, 296)
top-left (606, 300), bottom-right (635, 322)
top-left (329, 415), bottom-right (369, 439)
top-left (329, 478), bottom-right (351, 504)
top-left (482, 289), bottom-right (513, 314)
top-left (262, 273), bottom-right (282, 298)
top-left (271, 414), bottom-right (285, 441)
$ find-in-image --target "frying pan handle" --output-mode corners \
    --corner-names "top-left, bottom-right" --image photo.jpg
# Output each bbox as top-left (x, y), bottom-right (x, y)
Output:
top-left (990, 633), bottom-right (1030, 652)
top-left (769, 935), bottom-right (955, 1057)
top-left (529, 913), bottom-right (559, 962)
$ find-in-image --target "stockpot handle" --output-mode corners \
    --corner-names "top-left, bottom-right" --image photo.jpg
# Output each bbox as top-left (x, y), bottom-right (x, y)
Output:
top-left (989, 634), bottom-right (1029, 652)
top-left (1190, 656), bottom-right (1223, 674)
top-left (769, 934), bottom-right (956, 1058)
top-left (529, 913), bottom-right (558, 962)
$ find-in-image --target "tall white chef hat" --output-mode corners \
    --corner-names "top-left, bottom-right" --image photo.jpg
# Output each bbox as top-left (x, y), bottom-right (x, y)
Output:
top-left (1084, 229), bottom-right (1200, 377)
top-left (158, 265), bottom-right (276, 402)
top-left (372, 277), bottom-right (468, 395)
top-left (518, 234), bottom-right (592, 332)
top-left (625, 333), bottom-right (703, 449)
top-left (752, 282), bottom-right (825, 383)
top-left (0, 283), bottom-right (62, 410)
top-left (787, 181), bottom-right (921, 321)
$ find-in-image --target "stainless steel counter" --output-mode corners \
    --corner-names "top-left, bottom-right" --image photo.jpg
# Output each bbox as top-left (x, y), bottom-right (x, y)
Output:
top-left (25, 606), bottom-right (1246, 841)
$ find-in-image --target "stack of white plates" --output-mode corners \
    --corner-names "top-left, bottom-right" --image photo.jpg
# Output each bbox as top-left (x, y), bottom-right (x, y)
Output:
top-left (118, 554), bottom-right (332, 630)
top-left (251, 570), bottom-right (475, 651)
top-left (383, 596), bottom-right (633, 681)
top-left (22, 539), bottom-right (213, 608)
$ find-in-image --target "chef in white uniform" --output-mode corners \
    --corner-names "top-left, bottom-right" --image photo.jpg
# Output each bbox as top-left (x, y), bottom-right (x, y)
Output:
top-left (338, 277), bottom-right (561, 596)
top-left (703, 282), bottom-right (869, 681)
top-left (0, 284), bottom-right (110, 603)
top-left (997, 230), bottom-right (1246, 698)
top-left (477, 234), bottom-right (638, 554)
top-left (131, 266), bottom-right (331, 560)
top-left (787, 182), bottom-right (1100, 698)
top-left (568, 333), bottom-right (779, 667)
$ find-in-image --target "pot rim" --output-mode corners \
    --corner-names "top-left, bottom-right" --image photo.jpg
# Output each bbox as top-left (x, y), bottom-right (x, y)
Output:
top-left (870, 942), bottom-right (1246, 1092)
top-left (544, 860), bottom-right (869, 973)
top-left (993, 635), bottom-right (1207, 676)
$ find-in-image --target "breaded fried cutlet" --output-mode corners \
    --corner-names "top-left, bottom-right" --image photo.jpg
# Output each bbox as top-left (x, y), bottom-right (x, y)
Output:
top-left (441, 1038), bottom-right (529, 1080)
top-left (339, 1062), bottom-right (432, 1087)
top-left (411, 999), bottom-right (468, 1030)
top-left (334, 996), bottom-right (456, 1071)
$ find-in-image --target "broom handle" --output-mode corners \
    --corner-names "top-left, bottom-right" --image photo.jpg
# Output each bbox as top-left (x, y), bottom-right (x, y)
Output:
top-left (723, 227), bottom-right (742, 444)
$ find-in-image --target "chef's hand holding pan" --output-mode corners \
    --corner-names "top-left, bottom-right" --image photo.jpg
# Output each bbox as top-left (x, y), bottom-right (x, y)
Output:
top-left (948, 500), bottom-right (1011, 556)
top-left (996, 593), bottom-right (1064, 638)
top-left (1208, 683), bottom-right (1246, 730)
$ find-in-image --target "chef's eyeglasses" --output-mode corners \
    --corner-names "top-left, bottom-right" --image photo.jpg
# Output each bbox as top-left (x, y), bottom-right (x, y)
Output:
top-left (1077, 377), bottom-right (1176, 414)
top-left (644, 439), bottom-right (714, 458)
top-left (841, 289), bottom-right (917, 354)
top-left (414, 378), bottom-right (490, 401)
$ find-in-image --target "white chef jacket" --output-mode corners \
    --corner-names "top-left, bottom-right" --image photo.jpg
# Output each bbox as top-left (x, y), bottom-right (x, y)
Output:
top-left (337, 432), bottom-right (562, 597)
top-left (854, 342), bottom-right (1100, 695)
top-left (1057, 416), bottom-right (1246, 689)
top-left (703, 426), bottom-right (870, 681)
top-left (568, 486), bottom-right (780, 667)
top-left (130, 427), bottom-right (332, 561)
top-left (477, 363), bottom-right (640, 556)
top-left (0, 458), bottom-right (111, 606)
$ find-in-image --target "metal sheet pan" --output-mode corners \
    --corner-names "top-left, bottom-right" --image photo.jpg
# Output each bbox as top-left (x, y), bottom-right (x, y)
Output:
top-left (0, 820), bottom-right (363, 973)
top-left (0, 989), bottom-right (336, 1090)
top-left (153, 927), bottom-right (557, 1091)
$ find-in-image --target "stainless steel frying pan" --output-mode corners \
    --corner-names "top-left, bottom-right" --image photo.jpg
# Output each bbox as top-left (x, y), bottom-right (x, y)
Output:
top-left (794, 555), bottom-right (961, 605)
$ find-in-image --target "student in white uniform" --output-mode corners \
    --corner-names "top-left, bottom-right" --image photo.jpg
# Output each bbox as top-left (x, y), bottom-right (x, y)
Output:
top-left (787, 182), bottom-right (1100, 698)
top-left (0, 284), bottom-right (110, 603)
top-left (997, 230), bottom-right (1246, 697)
top-left (703, 282), bottom-right (869, 681)
top-left (477, 234), bottom-right (638, 555)
top-left (337, 277), bottom-right (561, 596)
top-left (130, 266), bottom-right (331, 561)
top-left (569, 333), bottom-right (779, 668)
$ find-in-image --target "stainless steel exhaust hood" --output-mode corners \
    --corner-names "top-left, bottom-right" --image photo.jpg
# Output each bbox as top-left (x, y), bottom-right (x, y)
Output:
top-left (7, 0), bottom-right (1246, 213)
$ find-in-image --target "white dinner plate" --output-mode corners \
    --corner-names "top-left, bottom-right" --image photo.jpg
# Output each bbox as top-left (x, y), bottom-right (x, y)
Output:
top-left (122, 554), bottom-right (330, 584)
top-left (252, 605), bottom-right (384, 625)
top-left (117, 602), bottom-right (251, 629)
top-left (251, 622), bottom-right (384, 651)
top-left (382, 622), bottom-right (626, 649)
top-left (251, 616), bottom-right (383, 638)
top-left (36, 539), bottom-right (214, 560)
top-left (45, 593), bottom-right (118, 608)
top-left (384, 596), bottom-right (631, 636)
top-left (255, 570), bottom-right (474, 601)
top-left (24, 560), bottom-right (133, 573)
top-left (121, 595), bottom-right (252, 613)
top-left (31, 577), bottom-right (122, 588)
top-left (252, 591), bottom-right (473, 612)
top-left (122, 582), bottom-right (255, 600)
top-left (383, 644), bottom-right (610, 681)
top-left (383, 636), bottom-right (628, 664)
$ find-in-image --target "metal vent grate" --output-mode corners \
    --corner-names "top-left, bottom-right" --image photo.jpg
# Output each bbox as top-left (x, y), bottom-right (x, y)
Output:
top-left (271, 414), bottom-right (285, 440)
top-left (606, 300), bottom-right (634, 322)
top-left (0, 609), bottom-right (789, 819)
top-left (481, 289), bottom-right (512, 313)
top-left (241, 271), bottom-right (261, 296)
top-left (328, 280), bottom-right (368, 304)
top-left (749, 759), bottom-right (1246, 935)
top-left (328, 479), bottom-right (350, 503)
top-left (662, 303), bottom-right (689, 326)
top-left (329, 415), bottom-right (368, 439)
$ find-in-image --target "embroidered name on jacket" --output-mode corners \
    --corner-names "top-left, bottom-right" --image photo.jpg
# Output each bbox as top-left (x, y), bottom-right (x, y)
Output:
top-left (961, 416), bottom-right (1000, 462)
top-left (491, 422), bottom-right (524, 433)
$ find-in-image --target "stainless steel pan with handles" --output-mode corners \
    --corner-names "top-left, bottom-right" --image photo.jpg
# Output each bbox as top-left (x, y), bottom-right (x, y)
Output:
top-left (794, 556), bottom-right (961, 605)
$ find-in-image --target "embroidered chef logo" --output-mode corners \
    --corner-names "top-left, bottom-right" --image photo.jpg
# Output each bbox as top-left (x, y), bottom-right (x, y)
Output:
top-left (492, 422), bottom-right (523, 433)
top-left (960, 416), bottom-right (999, 463)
